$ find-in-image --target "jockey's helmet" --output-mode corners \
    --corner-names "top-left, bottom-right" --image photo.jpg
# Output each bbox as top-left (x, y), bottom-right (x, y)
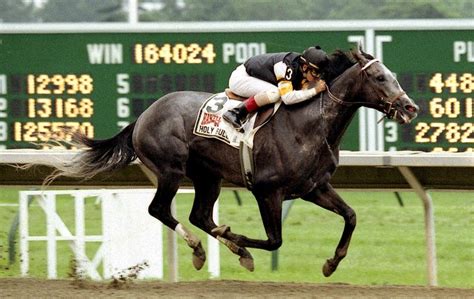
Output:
top-left (301, 46), bottom-right (328, 71)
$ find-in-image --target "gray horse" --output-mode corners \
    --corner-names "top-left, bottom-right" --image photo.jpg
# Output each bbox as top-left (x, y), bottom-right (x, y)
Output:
top-left (50, 45), bottom-right (418, 277)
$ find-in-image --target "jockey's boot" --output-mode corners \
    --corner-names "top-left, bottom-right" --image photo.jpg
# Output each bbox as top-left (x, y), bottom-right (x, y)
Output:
top-left (223, 102), bottom-right (248, 130)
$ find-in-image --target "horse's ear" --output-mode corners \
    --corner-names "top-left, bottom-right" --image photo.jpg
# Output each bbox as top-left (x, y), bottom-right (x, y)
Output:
top-left (357, 41), bottom-right (364, 54)
top-left (352, 41), bottom-right (368, 66)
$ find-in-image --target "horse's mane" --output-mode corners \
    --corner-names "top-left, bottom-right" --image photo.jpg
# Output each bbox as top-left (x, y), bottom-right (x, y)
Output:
top-left (323, 49), bottom-right (374, 84)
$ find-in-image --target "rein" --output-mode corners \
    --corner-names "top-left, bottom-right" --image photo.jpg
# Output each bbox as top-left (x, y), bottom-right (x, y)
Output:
top-left (325, 58), bottom-right (406, 120)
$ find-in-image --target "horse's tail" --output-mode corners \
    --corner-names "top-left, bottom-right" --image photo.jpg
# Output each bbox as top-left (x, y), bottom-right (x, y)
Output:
top-left (46, 122), bottom-right (137, 183)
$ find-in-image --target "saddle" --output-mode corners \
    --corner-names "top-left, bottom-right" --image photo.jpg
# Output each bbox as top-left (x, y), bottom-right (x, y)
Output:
top-left (224, 89), bottom-right (275, 128)
top-left (194, 91), bottom-right (282, 190)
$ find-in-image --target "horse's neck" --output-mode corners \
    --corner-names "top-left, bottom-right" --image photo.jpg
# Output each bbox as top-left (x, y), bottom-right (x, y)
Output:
top-left (273, 65), bottom-right (361, 149)
top-left (322, 99), bottom-right (358, 148)
top-left (321, 66), bottom-right (361, 148)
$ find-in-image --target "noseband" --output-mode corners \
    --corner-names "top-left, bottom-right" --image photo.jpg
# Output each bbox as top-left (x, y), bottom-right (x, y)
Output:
top-left (326, 58), bottom-right (406, 120)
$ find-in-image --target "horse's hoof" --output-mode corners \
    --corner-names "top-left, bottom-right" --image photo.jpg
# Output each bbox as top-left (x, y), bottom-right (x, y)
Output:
top-left (192, 243), bottom-right (206, 270)
top-left (239, 256), bottom-right (254, 272)
top-left (322, 259), bottom-right (336, 277)
top-left (192, 253), bottom-right (206, 270)
top-left (212, 224), bottom-right (231, 237)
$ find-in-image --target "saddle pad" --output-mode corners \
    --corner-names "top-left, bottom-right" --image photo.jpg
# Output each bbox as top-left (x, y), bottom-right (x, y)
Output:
top-left (193, 92), bottom-right (255, 148)
top-left (193, 92), bottom-right (281, 149)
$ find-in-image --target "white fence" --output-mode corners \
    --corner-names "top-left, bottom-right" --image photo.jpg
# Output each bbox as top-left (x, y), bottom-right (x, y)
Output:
top-left (19, 189), bottom-right (219, 281)
top-left (5, 150), bottom-right (474, 286)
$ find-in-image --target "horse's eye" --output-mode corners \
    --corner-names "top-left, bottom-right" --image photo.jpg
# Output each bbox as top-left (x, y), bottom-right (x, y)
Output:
top-left (376, 75), bottom-right (386, 82)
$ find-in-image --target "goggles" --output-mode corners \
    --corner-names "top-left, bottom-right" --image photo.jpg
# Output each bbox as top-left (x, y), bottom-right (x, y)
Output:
top-left (307, 67), bottom-right (320, 78)
top-left (301, 57), bottom-right (320, 78)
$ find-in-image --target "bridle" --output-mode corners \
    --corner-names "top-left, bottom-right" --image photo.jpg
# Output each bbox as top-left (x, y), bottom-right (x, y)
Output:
top-left (326, 58), bottom-right (406, 120)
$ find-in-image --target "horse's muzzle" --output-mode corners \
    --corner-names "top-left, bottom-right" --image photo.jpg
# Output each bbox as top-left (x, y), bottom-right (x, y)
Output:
top-left (394, 96), bottom-right (419, 124)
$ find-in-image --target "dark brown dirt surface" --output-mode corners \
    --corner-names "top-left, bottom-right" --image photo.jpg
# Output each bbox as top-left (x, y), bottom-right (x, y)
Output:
top-left (1, 278), bottom-right (473, 298)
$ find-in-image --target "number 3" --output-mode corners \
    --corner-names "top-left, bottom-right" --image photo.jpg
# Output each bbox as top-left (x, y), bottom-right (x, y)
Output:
top-left (206, 96), bottom-right (227, 113)
top-left (285, 68), bottom-right (293, 80)
top-left (385, 121), bottom-right (398, 142)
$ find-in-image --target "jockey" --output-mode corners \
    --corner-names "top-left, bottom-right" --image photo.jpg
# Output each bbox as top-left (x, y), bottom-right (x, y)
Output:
top-left (223, 46), bottom-right (329, 130)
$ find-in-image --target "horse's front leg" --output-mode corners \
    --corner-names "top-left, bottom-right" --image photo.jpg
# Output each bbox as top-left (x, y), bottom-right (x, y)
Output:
top-left (302, 183), bottom-right (357, 277)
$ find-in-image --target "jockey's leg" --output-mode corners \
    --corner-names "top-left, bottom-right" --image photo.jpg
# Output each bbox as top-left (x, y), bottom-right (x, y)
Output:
top-left (224, 65), bottom-right (279, 129)
top-left (228, 65), bottom-right (276, 97)
top-left (223, 90), bottom-right (280, 130)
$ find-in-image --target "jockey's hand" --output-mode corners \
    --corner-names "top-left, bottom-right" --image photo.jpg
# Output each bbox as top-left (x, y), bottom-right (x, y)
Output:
top-left (302, 81), bottom-right (316, 90)
top-left (315, 80), bottom-right (327, 93)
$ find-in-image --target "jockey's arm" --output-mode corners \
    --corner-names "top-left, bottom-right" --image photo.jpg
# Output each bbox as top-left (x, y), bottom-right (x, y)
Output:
top-left (274, 61), bottom-right (325, 105)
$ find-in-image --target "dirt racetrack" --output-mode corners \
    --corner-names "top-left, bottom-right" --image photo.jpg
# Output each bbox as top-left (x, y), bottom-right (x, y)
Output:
top-left (1, 278), bottom-right (473, 298)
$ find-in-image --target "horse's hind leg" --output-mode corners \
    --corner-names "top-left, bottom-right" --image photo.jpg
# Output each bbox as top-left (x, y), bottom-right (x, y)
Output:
top-left (212, 190), bottom-right (284, 267)
top-left (188, 173), bottom-right (254, 271)
top-left (134, 115), bottom-right (206, 270)
top-left (302, 183), bottom-right (357, 277)
top-left (147, 170), bottom-right (206, 270)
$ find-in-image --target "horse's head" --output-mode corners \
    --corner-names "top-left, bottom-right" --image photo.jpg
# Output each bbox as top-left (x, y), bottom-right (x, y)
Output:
top-left (350, 44), bottom-right (419, 124)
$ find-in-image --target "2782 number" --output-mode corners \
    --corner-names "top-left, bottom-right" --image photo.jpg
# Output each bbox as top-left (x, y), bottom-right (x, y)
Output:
top-left (415, 122), bottom-right (474, 143)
